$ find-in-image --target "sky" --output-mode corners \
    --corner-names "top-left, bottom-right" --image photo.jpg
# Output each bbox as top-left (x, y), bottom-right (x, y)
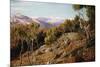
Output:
top-left (11, 1), bottom-right (88, 19)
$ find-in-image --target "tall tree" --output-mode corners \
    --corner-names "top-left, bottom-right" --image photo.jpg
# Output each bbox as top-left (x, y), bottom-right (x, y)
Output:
top-left (73, 4), bottom-right (95, 30)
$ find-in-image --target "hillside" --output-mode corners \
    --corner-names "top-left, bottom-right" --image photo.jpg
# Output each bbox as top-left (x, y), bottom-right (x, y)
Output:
top-left (11, 32), bottom-right (95, 66)
top-left (10, 17), bottom-right (95, 66)
top-left (11, 14), bottom-right (65, 28)
top-left (10, 4), bottom-right (95, 66)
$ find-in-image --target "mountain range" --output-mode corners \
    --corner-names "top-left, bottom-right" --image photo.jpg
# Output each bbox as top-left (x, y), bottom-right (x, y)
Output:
top-left (10, 14), bottom-right (65, 28)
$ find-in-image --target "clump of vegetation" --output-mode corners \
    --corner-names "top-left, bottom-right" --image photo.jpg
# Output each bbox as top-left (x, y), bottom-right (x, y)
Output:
top-left (11, 22), bottom-right (39, 48)
top-left (11, 4), bottom-right (95, 66)
top-left (45, 27), bottom-right (62, 45)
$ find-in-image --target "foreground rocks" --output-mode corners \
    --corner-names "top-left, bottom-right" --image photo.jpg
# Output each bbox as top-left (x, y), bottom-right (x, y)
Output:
top-left (11, 32), bottom-right (95, 66)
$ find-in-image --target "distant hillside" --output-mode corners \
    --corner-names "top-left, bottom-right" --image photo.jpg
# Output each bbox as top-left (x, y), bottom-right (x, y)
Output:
top-left (11, 15), bottom-right (65, 28)
top-left (10, 14), bottom-right (34, 24)
top-left (36, 17), bottom-right (65, 27)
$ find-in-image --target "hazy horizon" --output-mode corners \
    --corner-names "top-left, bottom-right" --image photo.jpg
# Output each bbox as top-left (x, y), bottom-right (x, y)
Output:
top-left (11, 1), bottom-right (88, 20)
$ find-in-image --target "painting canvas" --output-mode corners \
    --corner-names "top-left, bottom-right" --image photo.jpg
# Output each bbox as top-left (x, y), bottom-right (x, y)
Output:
top-left (10, 0), bottom-right (95, 66)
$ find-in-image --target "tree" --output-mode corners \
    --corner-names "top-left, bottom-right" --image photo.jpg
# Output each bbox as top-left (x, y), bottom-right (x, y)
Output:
top-left (73, 4), bottom-right (95, 30)
top-left (74, 15), bottom-right (80, 22)
top-left (45, 27), bottom-right (62, 45)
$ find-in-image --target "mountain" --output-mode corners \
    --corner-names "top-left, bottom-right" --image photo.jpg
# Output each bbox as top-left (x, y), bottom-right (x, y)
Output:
top-left (35, 17), bottom-right (53, 28)
top-left (10, 14), bottom-right (34, 24)
top-left (35, 17), bottom-right (65, 28)
top-left (48, 18), bottom-right (64, 26)
top-left (11, 14), bottom-right (65, 28)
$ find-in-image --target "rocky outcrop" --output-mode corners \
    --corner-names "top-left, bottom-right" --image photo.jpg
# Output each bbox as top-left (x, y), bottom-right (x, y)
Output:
top-left (11, 32), bottom-right (95, 66)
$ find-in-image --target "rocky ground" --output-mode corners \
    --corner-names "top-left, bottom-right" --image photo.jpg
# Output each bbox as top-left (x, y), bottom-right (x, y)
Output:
top-left (11, 32), bottom-right (95, 66)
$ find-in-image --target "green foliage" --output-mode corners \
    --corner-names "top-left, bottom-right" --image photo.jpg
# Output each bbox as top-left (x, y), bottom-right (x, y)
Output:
top-left (73, 5), bottom-right (85, 11)
top-left (74, 15), bottom-right (80, 22)
top-left (59, 19), bottom-right (76, 33)
top-left (30, 22), bottom-right (40, 29)
top-left (73, 5), bottom-right (95, 29)
top-left (10, 22), bottom-right (40, 48)
top-left (45, 27), bottom-right (62, 45)
top-left (44, 19), bottom-right (81, 45)
top-left (86, 6), bottom-right (95, 28)
top-left (36, 30), bottom-right (46, 46)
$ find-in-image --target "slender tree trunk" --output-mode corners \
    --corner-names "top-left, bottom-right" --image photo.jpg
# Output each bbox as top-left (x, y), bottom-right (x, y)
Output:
top-left (27, 39), bottom-right (31, 64)
top-left (36, 38), bottom-right (39, 49)
top-left (20, 39), bottom-right (23, 66)
top-left (31, 39), bottom-right (33, 64)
